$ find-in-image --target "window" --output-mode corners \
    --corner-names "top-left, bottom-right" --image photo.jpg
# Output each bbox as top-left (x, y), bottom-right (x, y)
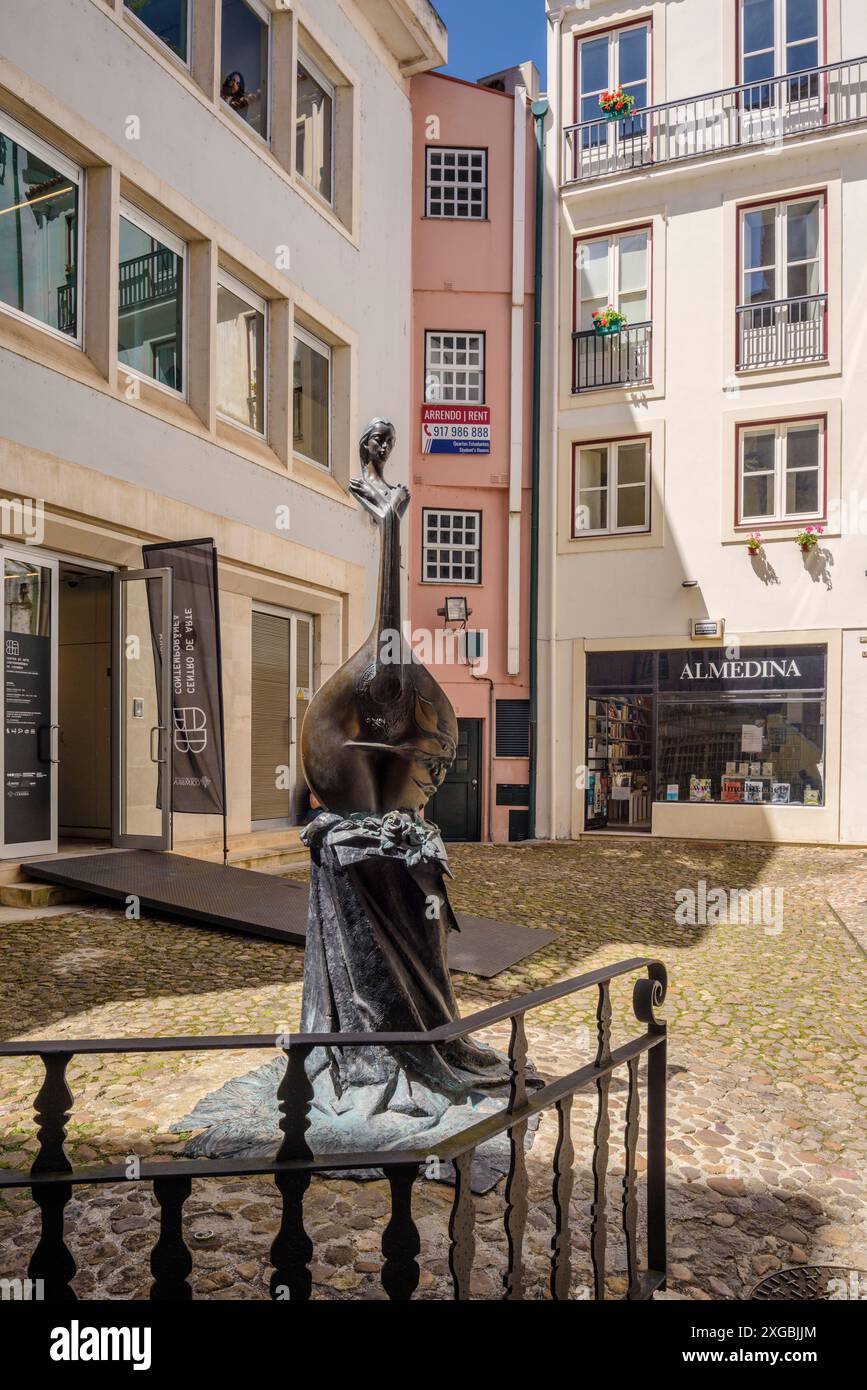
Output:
top-left (296, 55), bottom-right (334, 204)
top-left (574, 228), bottom-right (650, 390)
top-left (220, 0), bottom-right (270, 140)
top-left (293, 326), bottom-right (330, 469)
top-left (117, 205), bottom-right (185, 394)
top-left (573, 438), bottom-right (650, 536)
top-left (738, 195), bottom-right (825, 367)
top-left (422, 509), bottom-right (481, 583)
top-left (425, 332), bottom-right (484, 404)
top-left (217, 272), bottom-right (266, 434)
top-left (737, 417), bottom-right (824, 523)
top-left (577, 23), bottom-right (649, 142)
top-left (425, 148), bottom-right (487, 220)
top-left (124, 0), bottom-right (189, 62)
top-left (0, 117), bottom-right (81, 341)
top-left (740, 0), bottom-right (821, 105)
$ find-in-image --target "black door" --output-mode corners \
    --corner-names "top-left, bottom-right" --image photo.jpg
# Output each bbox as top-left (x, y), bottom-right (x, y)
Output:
top-left (427, 717), bottom-right (482, 841)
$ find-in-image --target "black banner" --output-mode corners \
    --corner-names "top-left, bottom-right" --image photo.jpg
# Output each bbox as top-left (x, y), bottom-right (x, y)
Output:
top-left (4, 628), bottom-right (51, 844)
top-left (143, 539), bottom-right (226, 815)
top-left (658, 644), bottom-right (827, 695)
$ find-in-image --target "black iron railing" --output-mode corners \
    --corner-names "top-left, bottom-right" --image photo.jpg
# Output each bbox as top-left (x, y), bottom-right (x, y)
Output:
top-left (118, 248), bottom-right (178, 313)
top-left (572, 322), bottom-right (652, 392)
top-left (736, 292), bottom-right (827, 369)
top-left (56, 282), bottom-right (76, 336)
top-left (0, 956), bottom-right (667, 1301)
top-left (563, 55), bottom-right (867, 184)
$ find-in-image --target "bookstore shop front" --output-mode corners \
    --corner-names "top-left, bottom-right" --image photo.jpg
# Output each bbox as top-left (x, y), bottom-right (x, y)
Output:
top-left (584, 644), bottom-right (827, 835)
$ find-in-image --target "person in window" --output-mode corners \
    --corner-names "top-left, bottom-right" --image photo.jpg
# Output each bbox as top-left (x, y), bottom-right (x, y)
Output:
top-left (221, 70), bottom-right (249, 117)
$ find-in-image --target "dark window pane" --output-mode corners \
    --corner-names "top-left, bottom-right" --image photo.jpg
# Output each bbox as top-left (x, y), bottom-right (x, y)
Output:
top-left (124, 0), bottom-right (188, 60)
top-left (221, 0), bottom-right (269, 139)
top-left (742, 0), bottom-right (774, 54)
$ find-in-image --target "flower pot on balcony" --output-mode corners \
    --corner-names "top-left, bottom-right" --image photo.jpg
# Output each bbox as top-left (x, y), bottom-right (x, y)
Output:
top-left (599, 88), bottom-right (636, 122)
top-left (591, 307), bottom-right (627, 337)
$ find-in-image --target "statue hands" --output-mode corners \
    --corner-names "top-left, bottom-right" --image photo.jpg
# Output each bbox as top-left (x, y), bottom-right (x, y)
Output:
top-left (349, 474), bottom-right (410, 521)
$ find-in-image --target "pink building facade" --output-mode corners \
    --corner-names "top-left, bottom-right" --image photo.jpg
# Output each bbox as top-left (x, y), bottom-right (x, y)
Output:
top-left (410, 67), bottom-right (538, 843)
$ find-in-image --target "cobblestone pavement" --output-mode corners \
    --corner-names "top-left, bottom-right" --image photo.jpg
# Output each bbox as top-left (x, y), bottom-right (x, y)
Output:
top-left (0, 838), bottom-right (865, 1301)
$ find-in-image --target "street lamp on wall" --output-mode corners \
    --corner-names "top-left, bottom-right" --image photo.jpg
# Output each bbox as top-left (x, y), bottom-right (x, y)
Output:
top-left (437, 596), bottom-right (472, 627)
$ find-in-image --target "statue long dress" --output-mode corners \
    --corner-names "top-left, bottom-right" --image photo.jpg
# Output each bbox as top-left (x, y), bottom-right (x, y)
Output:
top-left (175, 421), bottom-right (537, 1186)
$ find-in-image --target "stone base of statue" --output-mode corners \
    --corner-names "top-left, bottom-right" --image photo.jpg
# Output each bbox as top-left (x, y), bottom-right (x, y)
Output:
top-left (174, 812), bottom-right (540, 1192)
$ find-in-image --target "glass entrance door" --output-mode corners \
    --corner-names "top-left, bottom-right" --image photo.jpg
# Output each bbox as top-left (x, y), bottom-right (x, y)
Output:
top-left (112, 567), bottom-right (173, 849)
top-left (0, 546), bottom-right (58, 857)
top-left (251, 605), bottom-right (314, 825)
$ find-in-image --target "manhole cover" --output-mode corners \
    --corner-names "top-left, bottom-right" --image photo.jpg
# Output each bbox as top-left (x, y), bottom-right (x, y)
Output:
top-left (750, 1265), bottom-right (866, 1300)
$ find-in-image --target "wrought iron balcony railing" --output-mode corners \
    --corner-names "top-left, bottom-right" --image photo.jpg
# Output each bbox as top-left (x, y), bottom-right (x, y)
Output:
top-left (0, 956), bottom-right (668, 1301)
top-left (736, 292), bottom-right (828, 370)
top-left (572, 322), bottom-right (652, 392)
top-left (56, 281), bottom-right (76, 336)
top-left (118, 247), bottom-right (178, 314)
top-left (563, 55), bottom-right (867, 185)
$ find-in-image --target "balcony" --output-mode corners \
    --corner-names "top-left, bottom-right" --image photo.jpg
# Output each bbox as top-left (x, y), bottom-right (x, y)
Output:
top-left (736, 293), bottom-right (827, 370)
top-left (118, 248), bottom-right (178, 314)
top-left (563, 56), bottom-right (867, 186)
top-left (572, 322), bottom-right (652, 393)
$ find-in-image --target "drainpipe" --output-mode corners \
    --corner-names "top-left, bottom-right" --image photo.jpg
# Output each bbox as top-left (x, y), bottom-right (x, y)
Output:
top-left (471, 667), bottom-right (495, 842)
top-left (527, 94), bottom-right (549, 841)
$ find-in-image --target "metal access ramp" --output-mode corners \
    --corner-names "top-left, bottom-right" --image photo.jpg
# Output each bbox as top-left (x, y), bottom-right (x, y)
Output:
top-left (25, 851), bottom-right (555, 979)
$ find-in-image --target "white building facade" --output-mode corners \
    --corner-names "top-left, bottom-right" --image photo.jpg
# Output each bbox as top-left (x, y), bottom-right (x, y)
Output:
top-left (0, 0), bottom-right (445, 867)
top-left (540, 0), bottom-right (867, 845)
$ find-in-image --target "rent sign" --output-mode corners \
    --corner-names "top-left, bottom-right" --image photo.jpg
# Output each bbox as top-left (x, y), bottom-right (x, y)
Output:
top-left (421, 404), bottom-right (491, 455)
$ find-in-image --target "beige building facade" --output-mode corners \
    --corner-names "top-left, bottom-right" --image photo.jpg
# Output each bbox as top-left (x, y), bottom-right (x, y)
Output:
top-left (540, 0), bottom-right (867, 846)
top-left (0, 0), bottom-right (446, 867)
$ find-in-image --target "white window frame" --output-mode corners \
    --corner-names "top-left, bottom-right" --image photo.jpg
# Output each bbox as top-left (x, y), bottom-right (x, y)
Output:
top-left (577, 23), bottom-right (651, 123)
top-left (424, 331), bottom-right (485, 405)
top-left (293, 323), bottom-right (332, 472)
top-left (422, 508), bottom-right (481, 585)
top-left (216, 268), bottom-right (268, 438)
top-left (0, 112), bottom-right (84, 348)
top-left (737, 417), bottom-right (825, 525)
top-left (575, 228), bottom-right (651, 331)
top-left (425, 148), bottom-right (487, 220)
top-left (296, 50), bottom-right (335, 207)
top-left (573, 437), bottom-right (650, 538)
top-left (739, 0), bottom-right (823, 85)
top-left (740, 195), bottom-right (825, 308)
top-left (220, 0), bottom-right (272, 144)
top-left (118, 199), bottom-right (188, 400)
top-left (123, 0), bottom-right (192, 68)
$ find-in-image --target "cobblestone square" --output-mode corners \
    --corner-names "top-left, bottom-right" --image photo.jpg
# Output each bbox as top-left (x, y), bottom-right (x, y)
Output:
top-left (1, 838), bottom-right (865, 1300)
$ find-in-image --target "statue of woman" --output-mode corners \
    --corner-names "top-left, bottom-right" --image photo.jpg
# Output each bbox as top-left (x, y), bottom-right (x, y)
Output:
top-left (300, 418), bottom-right (458, 817)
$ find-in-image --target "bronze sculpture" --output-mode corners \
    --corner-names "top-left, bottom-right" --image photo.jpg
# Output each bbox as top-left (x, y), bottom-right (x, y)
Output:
top-left (177, 420), bottom-right (537, 1185)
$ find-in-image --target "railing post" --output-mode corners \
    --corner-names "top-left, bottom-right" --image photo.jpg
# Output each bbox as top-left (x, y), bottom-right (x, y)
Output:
top-left (590, 983), bottom-right (611, 1300)
top-left (150, 1176), bottom-right (193, 1300)
top-left (29, 1052), bottom-right (76, 1301)
top-left (646, 1033), bottom-right (668, 1288)
top-left (269, 1044), bottom-right (314, 1302)
top-left (448, 1150), bottom-right (476, 1300)
top-left (550, 1096), bottom-right (574, 1300)
top-left (502, 1013), bottom-right (529, 1299)
top-left (381, 1164), bottom-right (421, 1301)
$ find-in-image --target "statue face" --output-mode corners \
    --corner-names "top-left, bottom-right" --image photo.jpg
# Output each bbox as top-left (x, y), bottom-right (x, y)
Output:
top-left (364, 425), bottom-right (395, 468)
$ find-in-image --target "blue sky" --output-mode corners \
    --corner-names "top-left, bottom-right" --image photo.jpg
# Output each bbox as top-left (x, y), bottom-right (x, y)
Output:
top-left (433, 0), bottom-right (547, 86)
